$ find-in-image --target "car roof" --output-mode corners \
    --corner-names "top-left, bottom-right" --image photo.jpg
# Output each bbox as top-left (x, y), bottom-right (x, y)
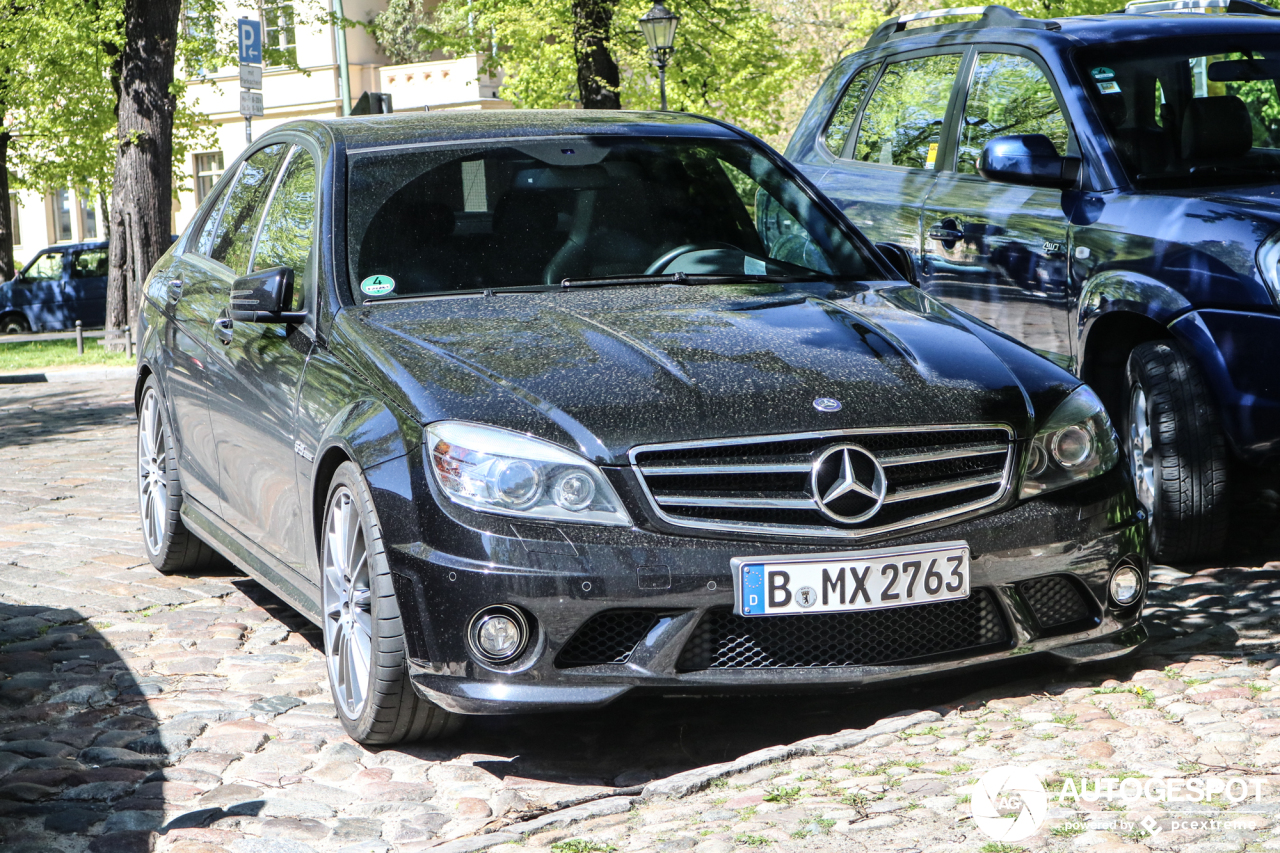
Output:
top-left (35, 241), bottom-right (108, 254)
top-left (866, 9), bottom-right (1280, 53)
top-left (278, 109), bottom-right (748, 152)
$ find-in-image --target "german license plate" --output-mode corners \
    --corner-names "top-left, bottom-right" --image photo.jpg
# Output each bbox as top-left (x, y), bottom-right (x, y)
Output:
top-left (732, 542), bottom-right (970, 617)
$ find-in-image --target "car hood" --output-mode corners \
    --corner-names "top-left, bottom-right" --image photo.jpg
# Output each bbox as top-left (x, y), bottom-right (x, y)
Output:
top-left (349, 283), bottom-right (1036, 464)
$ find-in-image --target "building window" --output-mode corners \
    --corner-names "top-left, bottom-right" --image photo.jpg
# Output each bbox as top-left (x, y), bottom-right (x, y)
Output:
top-left (9, 194), bottom-right (20, 247)
top-left (195, 152), bottom-right (224, 202)
top-left (51, 189), bottom-right (73, 243)
top-left (79, 193), bottom-right (97, 240)
top-left (265, 2), bottom-right (297, 66)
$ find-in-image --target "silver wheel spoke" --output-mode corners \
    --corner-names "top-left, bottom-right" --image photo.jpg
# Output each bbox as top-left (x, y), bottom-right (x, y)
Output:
top-left (322, 484), bottom-right (374, 722)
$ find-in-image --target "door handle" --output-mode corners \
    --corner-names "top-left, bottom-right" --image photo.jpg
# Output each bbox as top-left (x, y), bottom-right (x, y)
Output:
top-left (928, 224), bottom-right (964, 242)
top-left (213, 316), bottom-right (233, 345)
top-left (167, 279), bottom-right (183, 303)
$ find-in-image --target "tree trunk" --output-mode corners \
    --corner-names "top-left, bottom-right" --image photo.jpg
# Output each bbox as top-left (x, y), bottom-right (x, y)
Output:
top-left (0, 128), bottom-right (15, 281)
top-left (571, 0), bottom-right (621, 109)
top-left (105, 0), bottom-right (180, 331)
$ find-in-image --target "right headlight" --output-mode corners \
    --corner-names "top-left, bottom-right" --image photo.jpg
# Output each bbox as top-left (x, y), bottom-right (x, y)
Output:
top-left (1020, 385), bottom-right (1120, 498)
top-left (426, 421), bottom-right (632, 527)
top-left (1257, 229), bottom-right (1280, 305)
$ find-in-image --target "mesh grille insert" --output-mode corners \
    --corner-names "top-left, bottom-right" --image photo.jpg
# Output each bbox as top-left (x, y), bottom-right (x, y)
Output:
top-left (1019, 576), bottom-right (1093, 631)
top-left (676, 590), bottom-right (1007, 670)
top-left (556, 610), bottom-right (659, 667)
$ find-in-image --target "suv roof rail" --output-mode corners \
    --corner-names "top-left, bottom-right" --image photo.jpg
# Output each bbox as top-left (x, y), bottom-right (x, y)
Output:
top-left (1123, 0), bottom-right (1280, 13)
top-left (866, 4), bottom-right (1060, 48)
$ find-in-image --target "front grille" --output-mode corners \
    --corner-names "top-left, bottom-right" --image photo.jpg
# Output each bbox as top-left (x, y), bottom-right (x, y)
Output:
top-left (630, 426), bottom-right (1015, 539)
top-left (556, 610), bottom-right (658, 667)
top-left (675, 590), bottom-right (1007, 670)
top-left (1019, 576), bottom-right (1093, 631)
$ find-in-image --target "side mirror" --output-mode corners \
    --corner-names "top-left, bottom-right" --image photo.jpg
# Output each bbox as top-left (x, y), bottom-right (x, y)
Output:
top-left (875, 242), bottom-right (918, 286)
top-left (979, 134), bottom-right (1081, 190)
top-left (230, 267), bottom-right (306, 323)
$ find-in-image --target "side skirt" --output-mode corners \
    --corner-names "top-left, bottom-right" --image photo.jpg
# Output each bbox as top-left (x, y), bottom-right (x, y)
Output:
top-left (180, 497), bottom-right (322, 626)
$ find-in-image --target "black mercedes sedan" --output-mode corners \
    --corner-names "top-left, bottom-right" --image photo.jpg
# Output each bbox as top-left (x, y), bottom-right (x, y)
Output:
top-left (134, 110), bottom-right (1147, 744)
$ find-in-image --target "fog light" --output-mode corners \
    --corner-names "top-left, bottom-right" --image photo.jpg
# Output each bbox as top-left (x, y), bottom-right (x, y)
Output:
top-left (1109, 565), bottom-right (1143, 606)
top-left (468, 605), bottom-right (529, 663)
top-left (552, 470), bottom-right (595, 511)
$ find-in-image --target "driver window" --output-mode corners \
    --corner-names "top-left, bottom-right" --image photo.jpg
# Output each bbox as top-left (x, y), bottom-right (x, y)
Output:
top-left (24, 253), bottom-right (63, 282)
top-left (252, 147), bottom-right (316, 312)
top-left (855, 54), bottom-right (962, 168)
top-left (958, 54), bottom-right (1069, 175)
top-left (209, 143), bottom-right (287, 275)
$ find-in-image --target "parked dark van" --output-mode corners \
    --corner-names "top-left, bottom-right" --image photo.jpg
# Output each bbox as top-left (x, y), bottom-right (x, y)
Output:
top-left (788, 0), bottom-right (1280, 562)
top-left (0, 241), bottom-right (109, 333)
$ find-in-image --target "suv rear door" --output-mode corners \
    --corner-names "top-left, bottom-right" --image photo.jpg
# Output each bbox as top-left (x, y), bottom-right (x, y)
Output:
top-left (818, 50), bottom-right (966, 266)
top-left (919, 48), bottom-right (1076, 369)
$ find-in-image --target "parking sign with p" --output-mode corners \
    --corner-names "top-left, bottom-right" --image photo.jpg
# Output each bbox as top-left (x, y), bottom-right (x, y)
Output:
top-left (238, 18), bottom-right (262, 65)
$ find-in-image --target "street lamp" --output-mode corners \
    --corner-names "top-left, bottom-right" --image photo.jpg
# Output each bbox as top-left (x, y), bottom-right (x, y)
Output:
top-left (638, 2), bottom-right (679, 110)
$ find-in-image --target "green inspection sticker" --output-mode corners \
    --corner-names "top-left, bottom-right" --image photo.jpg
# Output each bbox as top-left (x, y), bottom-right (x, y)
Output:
top-left (360, 274), bottom-right (395, 296)
top-left (1091, 67), bottom-right (1115, 81)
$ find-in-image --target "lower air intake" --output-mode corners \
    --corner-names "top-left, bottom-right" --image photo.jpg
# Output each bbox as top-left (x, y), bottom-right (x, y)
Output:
top-left (1019, 576), bottom-right (1093, 631)
top-left (556, 610), bottom-right (659, 667)
top-left (676, 590), bottom-right (1007, 670)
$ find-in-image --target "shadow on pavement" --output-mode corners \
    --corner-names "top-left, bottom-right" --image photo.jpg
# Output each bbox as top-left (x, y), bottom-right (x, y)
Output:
top-left (0, 386), bottom-right (134, 450)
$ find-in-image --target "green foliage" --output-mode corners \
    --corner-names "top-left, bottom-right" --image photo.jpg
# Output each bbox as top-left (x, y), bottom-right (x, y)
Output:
top-left (762, 784), bottom-right (801, 804)
top-left (733, 834), bottom-right (773, 848)
top-left (549, 841), bottom-right (617, 853)
top-left (980, 843), bottom-right (1025, 853)
top-left (415, 0), bottom-right (814, 138)
top-left (371, 0), bottom-right (435, 64)
top-left (0, 338), bottom-right (132, 371)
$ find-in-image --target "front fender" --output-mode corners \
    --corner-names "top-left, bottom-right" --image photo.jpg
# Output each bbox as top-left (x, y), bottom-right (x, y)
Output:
top-left (1078, 269), bottom-right (1194, 344)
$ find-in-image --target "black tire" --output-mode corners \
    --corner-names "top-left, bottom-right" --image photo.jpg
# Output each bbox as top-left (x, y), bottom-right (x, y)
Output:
top-left (1, 313), bottom-right (29, 334)
top-left (321, 461), bottom-right (459, 745)
top-left (137, 377), bottom-right (226, 574)
top-left (1125, 341), bottom-right (1229, 563)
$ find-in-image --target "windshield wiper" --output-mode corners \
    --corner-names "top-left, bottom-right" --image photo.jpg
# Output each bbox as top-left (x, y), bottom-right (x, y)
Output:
top-left (558, 272), bottom-right (830, 289)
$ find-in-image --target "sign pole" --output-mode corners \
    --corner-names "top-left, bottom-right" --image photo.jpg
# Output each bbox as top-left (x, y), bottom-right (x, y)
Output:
top-left (237, 17), bottom-right (264, 141)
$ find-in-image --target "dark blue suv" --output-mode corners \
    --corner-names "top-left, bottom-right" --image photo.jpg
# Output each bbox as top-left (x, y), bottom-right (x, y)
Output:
top-left (788, 0), bottom-right (1280, 563)
top-left (0, 241), bottom-right (109, 333)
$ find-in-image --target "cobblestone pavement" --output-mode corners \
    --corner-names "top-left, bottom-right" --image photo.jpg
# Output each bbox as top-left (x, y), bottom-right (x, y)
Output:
top-left (3, 377), bottom-right (1280, 853)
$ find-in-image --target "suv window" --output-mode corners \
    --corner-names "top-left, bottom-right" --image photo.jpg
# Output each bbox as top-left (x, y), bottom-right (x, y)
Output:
top-left (71, 248), bottom-right (108, 278)
top-left (24, 252), bottom-right (63, 281)
top-left (208, 143), bottom-right (287, 275)
top-left (958, 53), bottom-right (1069, 175)
top-left (855, 54), bottom-right (962, 169)
top-left (252, 147), bottom-right (316, 311)
top-left (825, 63), bottom-right (879, 158)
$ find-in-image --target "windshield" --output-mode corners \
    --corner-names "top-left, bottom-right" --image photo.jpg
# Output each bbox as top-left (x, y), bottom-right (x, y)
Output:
top-left (1078, 37), bottom-right (1280, 187)
top-left (345, 136), bottom-right (874, 301)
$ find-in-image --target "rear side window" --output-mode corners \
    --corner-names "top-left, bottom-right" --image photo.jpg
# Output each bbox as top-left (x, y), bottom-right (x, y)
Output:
top-left (958, 53), bottom-right (1069, 175)
top-left (71, 248), bottom-right (108, 278)
top-left (855, 54), bottom-right (962, 169)
top-left (824, 64), bottom-right (878, 158)
top-left (208, 143), bottom-right (287, 275)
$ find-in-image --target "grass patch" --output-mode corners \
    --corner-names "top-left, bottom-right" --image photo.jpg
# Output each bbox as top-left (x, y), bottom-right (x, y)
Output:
top-left (980, 844), bottom-right (1024, 853)
top-left (762, 785), bottom-right (801, 805)
top-left (550, 841), bottom-right (616, 853)
top-left (734, 834), bottom-right (772, 848)
top-left (1050, 823), bottom-right (1086, 838)
top-left (790, 818), bottom-right (836, 839)
top-left (738, 805), bottom-right (757, 820)
top-left (0, 337), bottom-right (132, 372)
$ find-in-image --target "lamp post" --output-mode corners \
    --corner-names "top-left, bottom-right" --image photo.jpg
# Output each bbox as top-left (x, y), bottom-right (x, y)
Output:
top-left (638, 2), bottom-right (679, 110)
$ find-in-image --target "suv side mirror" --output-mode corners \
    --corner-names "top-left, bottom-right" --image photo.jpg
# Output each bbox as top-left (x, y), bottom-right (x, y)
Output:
top-left (229, 267), bottom-right (307, 323)
top-left (979, 134), bottom-right (1081, 190)
top-left (875, 242), bottom-right (918, 285)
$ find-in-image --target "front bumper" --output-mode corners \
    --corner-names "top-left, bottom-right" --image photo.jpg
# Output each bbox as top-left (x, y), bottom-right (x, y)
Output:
top-left (381, 465), bottom-right (1147, 715)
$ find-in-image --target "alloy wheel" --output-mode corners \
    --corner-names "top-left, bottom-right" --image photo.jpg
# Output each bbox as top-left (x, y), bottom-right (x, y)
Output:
top-left (322, 487), bottom-right (373, 720)
top-left (1128, 384), bottom-right (1156, 515)
top-left (137, 389), bottom-right (170, 556)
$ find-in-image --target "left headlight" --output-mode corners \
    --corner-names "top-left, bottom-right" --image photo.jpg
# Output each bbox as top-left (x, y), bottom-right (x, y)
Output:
top-left (1256, 228), bottom-right (1280, 305)
top-left (426, 421), bottom-right (632, 527)
top-left (1020, 385), bottom-right (1120, 499)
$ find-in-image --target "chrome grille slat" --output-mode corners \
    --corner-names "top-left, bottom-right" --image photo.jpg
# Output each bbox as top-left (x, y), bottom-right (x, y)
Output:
top-left (883, 472), bottom-right (1005, 504)
top-left (629, 425), bottom-right (1016, 540)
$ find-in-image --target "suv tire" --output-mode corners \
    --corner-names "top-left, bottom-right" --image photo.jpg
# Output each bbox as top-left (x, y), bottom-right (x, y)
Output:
top-left (1, 313), bottom-right (30, 334)
top-left (137, 377), bottom-right (226, 573)
top-left (1125, 341), bottom-right (1228, 563)
top-left (321, 461), bottom-right (459, 745)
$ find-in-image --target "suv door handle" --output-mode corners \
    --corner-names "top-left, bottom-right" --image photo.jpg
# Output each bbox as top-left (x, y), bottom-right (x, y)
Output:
top-left (928, 224), bottom-right (964, 242)
top-left (213, 316), bottom-right (233, 345)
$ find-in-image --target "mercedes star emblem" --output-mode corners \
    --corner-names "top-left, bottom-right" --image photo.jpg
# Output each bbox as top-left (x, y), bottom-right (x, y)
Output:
top-left (813, 397), bottom-right (842, 412)
top-left (811, 443), bottom-right (887, 523)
